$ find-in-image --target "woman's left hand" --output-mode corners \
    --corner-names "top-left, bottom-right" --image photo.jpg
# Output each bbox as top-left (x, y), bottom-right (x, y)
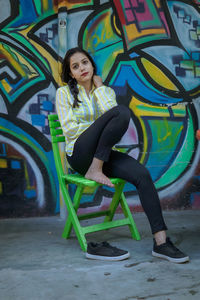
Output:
top-left (93, 75), bottom-right (103, 88)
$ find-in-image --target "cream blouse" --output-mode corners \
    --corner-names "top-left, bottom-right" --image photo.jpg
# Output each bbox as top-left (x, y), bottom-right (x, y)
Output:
top-left (56, 84), bottom-right (117, 156)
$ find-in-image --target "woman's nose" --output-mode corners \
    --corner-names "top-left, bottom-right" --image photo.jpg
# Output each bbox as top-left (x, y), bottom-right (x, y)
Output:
top-left (80, 64), bottom-right (85, 71)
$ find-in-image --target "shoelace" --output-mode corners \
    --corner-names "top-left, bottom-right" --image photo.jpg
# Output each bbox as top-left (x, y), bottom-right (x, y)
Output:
top-left (102, 241), bottom-right (119, 250)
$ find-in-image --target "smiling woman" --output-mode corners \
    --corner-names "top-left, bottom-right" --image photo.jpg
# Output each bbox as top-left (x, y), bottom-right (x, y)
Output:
top-left (55, 47), bottom-right (189, 263)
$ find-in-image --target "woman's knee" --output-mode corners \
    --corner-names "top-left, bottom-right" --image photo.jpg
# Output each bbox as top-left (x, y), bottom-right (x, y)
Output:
top-left (116, 105), bottom-right (131, 127)
top-left (118, 104), bottom-right (131, 117)
top-left (136, 166), bottom-right (152, 185)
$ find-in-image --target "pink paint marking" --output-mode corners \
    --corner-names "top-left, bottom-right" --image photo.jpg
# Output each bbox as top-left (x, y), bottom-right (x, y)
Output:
top-left (126, 9), bottom-right (135, 22)
top-left (134, 0), bottom-right (153, 22)
top-left (124, 0), bottom-right (131, 9)
top-left (160, 11), bottom-right (170, 36)
top-left (131, 0), bottom-right (139, 8)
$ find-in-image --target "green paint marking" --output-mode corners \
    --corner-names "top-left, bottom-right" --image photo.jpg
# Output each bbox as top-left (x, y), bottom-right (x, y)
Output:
top-left (137, 105), bottom-right (185, 115)
top-left (195, 67), bottom-right (200, 77)
top-left (140, 0), bottom-right (162, 28)
top-left (190, 31), bottom-right (198, 40)
top-left (155, 110), bottom-right (195, 188)
top-left (180, 60), bottom-right (194, 69)
top-left (34, 0), bottom-right (42, 15)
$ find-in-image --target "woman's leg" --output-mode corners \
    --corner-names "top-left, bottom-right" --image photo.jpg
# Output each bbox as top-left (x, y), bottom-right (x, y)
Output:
top-left (68, 118), bottom-right (189, 261)
top-left (67, 105), bottom-right (130, 186)
top-left (67, 104), bottom-right (166, 235)
top-left (103, 152), bottom-right (189, 262)
top-left (103, 150), bottom-right (167, 235)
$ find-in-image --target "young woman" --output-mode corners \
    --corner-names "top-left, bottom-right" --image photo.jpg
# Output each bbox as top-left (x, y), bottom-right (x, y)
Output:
top-left (56, 47), bottom-right (189, 263)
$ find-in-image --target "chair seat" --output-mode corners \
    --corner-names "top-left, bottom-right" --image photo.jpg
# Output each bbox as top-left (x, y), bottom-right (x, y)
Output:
top-left (62, 173), bottom-right (125, 187)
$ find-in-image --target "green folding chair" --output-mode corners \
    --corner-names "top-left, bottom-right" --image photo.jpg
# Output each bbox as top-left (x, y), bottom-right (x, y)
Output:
top-left (48, 114), bottom-right (140, 252)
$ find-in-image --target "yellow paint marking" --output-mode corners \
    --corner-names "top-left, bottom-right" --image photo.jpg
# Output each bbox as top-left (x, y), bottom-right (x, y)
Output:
top-left (126, 25), bottom-right (166, 41)
top-left (141, 58), bottom-right (179, 91)
top-left (0, 44), bottom-right (26, 77)
top-left (1, 79), bottom-right (12, 93)
top-left (0, 159), bottom-right (8, 168)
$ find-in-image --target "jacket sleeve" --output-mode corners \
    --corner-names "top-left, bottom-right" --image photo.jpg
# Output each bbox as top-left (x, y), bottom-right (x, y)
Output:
top-left (93, 86), bottom-right (117, 114)
top-left (56, 87), bottom-right (87, 141)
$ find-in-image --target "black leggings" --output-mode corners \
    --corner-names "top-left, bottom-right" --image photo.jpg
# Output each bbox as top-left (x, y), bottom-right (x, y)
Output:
top-left (67, 105), bottom-right (167, 234)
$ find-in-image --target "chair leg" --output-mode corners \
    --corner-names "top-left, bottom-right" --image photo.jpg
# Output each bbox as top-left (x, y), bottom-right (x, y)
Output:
top-left (120, 193), bottom-right (141, 240)
top-left (60, 180), bottom-right (140, 252)
top-left (62, 185), bottom-right (83, 239)
top-left (60, 182), bottom-right (88, 252)
top-left (104, 182), bottom-right (125, 222)
top-left (104, 183), bottom-right (140, 241)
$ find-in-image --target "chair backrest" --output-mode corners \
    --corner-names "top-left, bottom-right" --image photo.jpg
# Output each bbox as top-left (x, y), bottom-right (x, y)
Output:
top-left (48, 114), bottom-right (66, 178)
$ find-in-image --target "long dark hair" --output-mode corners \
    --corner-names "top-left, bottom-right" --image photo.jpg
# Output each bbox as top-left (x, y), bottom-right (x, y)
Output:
top-left (61, 47), bottom-right (97, 108)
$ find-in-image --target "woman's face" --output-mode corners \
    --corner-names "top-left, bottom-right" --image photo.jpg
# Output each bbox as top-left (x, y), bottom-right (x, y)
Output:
top-left (69, 52), bottom-right (94, 85)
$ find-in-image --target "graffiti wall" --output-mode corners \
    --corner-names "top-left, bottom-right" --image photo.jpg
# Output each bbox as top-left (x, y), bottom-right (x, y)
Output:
top-left (0, 0), bottom-right (200, 218)
top-left (0, 0), bottom-right (59, 217)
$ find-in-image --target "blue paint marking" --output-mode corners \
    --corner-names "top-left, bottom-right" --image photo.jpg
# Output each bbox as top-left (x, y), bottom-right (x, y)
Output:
top-left (31, 114), bottom-right (46, 126)
top-left (129, 52), bottom-right (140, 58)
top-left (113, 65), bottom-right (182, 104)
top-left (42, 101), bottom-right (53, 111)
top-left (11, 0), bottom-right (38, 26)
top-left (24, 189), bottom-right (37, 199)
top-left (0, 143), bottom-right (7, 156)
top-left (192, 52), bottom-right (200, 60)
top-left (11, 160), bottom-right (21, 169)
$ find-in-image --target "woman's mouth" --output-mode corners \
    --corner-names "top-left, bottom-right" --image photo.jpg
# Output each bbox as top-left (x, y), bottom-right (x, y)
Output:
top-left (81, 72), bottom-right (89, 77)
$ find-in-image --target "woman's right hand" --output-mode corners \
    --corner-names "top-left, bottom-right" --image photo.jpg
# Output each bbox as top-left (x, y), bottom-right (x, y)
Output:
top-left (93, 75), bottom-right (103, 88)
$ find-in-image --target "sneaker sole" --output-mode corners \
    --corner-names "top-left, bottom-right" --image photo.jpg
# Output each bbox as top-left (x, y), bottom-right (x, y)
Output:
top-left (152, 251), bottom-right (189, 263)
top-left (86, 252), bottom-right (130, 261)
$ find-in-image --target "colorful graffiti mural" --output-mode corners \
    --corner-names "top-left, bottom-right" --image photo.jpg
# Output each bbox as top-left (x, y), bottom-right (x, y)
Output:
top-left (0, 0), bottom-right (200, 218)
top-left (0, 0), bottom-right (59, 217)
top-left (62, 0), bottom-right (200, 212)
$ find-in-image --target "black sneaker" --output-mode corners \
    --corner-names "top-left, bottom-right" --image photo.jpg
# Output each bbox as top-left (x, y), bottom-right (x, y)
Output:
top-left (152, 237), bottom-right (189, 263)
top-left (86, 241), bottom-right (130, 261)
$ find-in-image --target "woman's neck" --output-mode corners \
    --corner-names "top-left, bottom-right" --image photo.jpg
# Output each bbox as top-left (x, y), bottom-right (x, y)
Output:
top-left (79, 81), bottom-right (92, 96)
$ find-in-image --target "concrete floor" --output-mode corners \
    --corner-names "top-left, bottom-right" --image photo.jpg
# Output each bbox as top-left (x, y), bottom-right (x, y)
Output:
top-left (0, 210), bottom-right (200, 300)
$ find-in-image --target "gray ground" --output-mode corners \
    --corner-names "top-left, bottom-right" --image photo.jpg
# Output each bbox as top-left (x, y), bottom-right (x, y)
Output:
top-left (0, 210), bottom-right (200, 300)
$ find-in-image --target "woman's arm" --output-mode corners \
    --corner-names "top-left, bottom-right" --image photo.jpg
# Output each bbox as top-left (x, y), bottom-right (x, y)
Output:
top-left (56, 87), bottom-right (88, 141)
top-left (93, 76), bottom-right (117, 114)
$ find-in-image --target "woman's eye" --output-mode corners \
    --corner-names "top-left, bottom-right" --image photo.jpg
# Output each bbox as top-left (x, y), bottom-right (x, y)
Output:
top-left (73, 65), bottom-right (78, 69)
top-left (83, 60), bottom-right (88, 65)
